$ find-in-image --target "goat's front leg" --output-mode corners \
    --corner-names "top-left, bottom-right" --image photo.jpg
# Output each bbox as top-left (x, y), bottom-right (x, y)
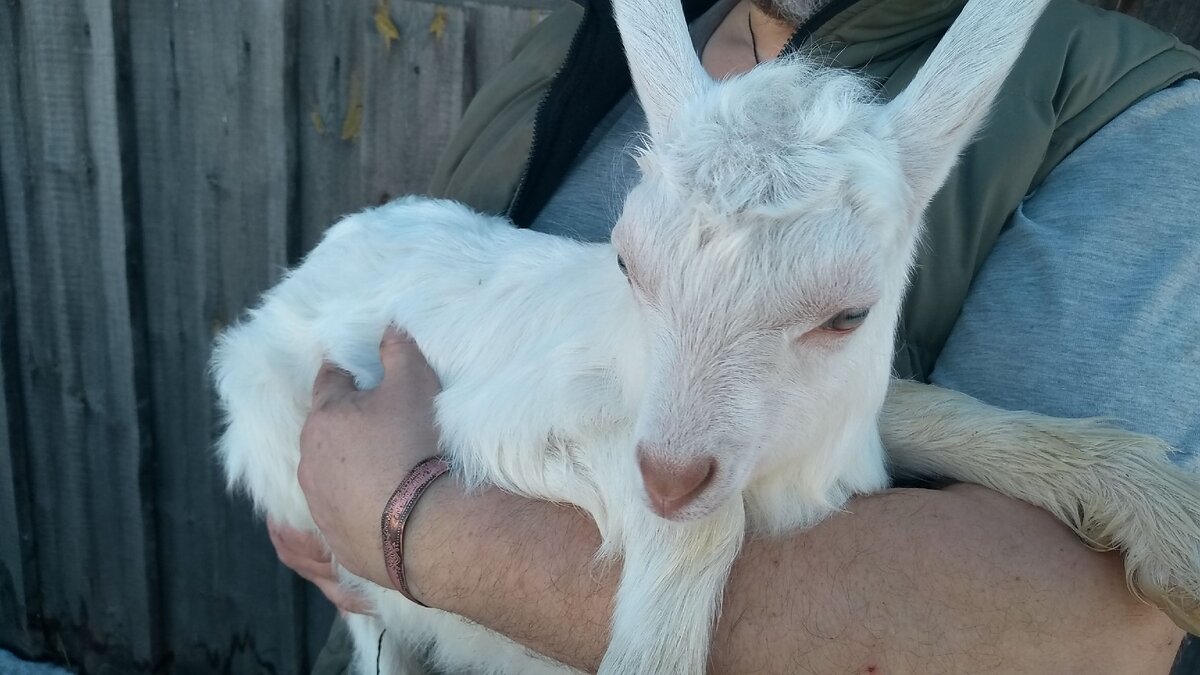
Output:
top-left (880, 379), bottom-right (1200, 634)
top-left (600, 503), bottom-right (746, 675)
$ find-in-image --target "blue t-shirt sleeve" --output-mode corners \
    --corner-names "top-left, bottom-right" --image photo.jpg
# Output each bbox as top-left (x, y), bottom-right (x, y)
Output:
top-left (932, 78), bottom-right (1200, 469)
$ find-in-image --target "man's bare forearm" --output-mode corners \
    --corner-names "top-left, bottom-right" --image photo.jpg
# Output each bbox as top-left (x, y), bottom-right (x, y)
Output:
top-left (404, 482), bottom-right (1181, 674)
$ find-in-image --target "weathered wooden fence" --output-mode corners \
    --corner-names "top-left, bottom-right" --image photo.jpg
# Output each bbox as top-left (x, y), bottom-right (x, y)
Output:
top-left (0, 0), bottom-right (1197, 673)
top-left (0, 0), bottom-right (552, 671)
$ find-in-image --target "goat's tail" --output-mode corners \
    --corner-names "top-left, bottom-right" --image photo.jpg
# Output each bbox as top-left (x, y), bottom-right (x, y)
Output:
top-left (211, 298), bottom-right (323, 532)
top-left (880, 379), bottom-right (1200, 634)
top-left (210, 210), bottom-right (407, 532)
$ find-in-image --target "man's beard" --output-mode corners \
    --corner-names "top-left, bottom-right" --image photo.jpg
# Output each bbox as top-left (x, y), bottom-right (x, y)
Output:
top-left (751, 0), bottom-right (833, 25)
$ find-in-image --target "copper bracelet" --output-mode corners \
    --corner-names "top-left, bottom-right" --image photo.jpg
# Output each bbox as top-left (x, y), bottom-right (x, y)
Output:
top-left (381, 455), bottom-right (451, 606)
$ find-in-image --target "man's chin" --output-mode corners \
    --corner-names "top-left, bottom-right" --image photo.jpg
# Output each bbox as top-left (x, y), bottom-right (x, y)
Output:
top-left (750, 0), bottom-right (832, 25)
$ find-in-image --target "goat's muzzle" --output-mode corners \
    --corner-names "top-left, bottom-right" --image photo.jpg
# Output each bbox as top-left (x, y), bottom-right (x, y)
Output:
top-left (636, 445), bottom-right (718, 519)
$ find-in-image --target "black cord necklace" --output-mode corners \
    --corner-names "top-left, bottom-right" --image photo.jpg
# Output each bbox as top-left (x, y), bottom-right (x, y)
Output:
top-left (748, 9), bottom-right (762, 65)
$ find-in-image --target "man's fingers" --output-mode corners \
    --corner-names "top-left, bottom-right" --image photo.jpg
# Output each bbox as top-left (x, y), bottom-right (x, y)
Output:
top-left (292, 524), bottom-right (333, 563)
top-left (379, 325), bottom-right (416, 368)
top-left (267, 521), bottom-right (371, 615)
top-left (314, 577), bottom-right (374, 616)
top-left (378, 326), bottom-right (440, 390)
top-left (311, 360), bottom-right (356, 410)
top-left (268, 520), bottom-right (332, 565)
top-left (281, 548), bottom-right (339, 584)
top-left (267, 523), bottom-right (338, 583)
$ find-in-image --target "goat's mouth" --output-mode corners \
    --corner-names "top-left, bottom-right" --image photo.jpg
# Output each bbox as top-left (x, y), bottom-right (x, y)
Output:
top-left (642, 485), bottom-right (734, 522)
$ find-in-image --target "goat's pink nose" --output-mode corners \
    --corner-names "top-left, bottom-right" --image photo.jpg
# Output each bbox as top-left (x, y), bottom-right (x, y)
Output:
top-left (637, 447), bottom-right (718, 518)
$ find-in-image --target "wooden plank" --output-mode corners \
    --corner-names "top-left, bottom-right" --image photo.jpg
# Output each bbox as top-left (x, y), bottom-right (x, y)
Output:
top-left (0, 227), bottom-right (31, 657)
top-left (0, 3), bottom-right (33, 659)
top-left (291, 0), bottom-right (545, 238)
top-left (297, 0), bottom-right (469, 248)
top-left (465, 3), bottom-right (549, 104)
top-left (433, 0), bottom-right (561, 10)
top-left (295, 0), bottom-right (375, 249)
top-left (293, 0), bottom-right (474, 654)
top-left (0, 0), bottom-right (154, 669)
top-left (125, 0), bottom-right (310, 671)
top-left (292, 0), bottom-right (537, 657)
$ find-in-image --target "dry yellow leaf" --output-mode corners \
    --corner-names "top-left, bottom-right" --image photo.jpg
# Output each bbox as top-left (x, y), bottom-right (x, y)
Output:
top-left (374, 1), bottom-right (399, 50)
top-left (341, 76), bottom-right (364, 141)
top-left (310, 109), bottom-right (326, 135)
top-left (429, 7), bottom-right (448, 40)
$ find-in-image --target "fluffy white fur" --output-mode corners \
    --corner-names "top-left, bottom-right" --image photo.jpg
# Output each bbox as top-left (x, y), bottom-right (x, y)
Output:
top-left (212, 0), bottom-right (1200, 672)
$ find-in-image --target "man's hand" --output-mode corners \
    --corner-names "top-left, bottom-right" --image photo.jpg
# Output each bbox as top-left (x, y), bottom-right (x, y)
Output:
top-left (266, 519), bottom-right (372, 616)
top-left (297, 326), bottom-right (443, 588)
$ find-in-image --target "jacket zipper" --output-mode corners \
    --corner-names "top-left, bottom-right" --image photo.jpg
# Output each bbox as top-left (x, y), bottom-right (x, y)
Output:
top-left (506, 3), bottom-right (591, 223)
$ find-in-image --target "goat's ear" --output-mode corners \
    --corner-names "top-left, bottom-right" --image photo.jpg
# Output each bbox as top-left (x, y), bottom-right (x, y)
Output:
top-left (613, 0), bottom-right (712, 140)
top-left (883, 0), bottom-right (1050, 211)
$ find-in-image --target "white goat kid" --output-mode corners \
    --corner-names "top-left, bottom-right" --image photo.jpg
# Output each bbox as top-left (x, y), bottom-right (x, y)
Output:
top-left (212, 0), bottom-right (1200, 671)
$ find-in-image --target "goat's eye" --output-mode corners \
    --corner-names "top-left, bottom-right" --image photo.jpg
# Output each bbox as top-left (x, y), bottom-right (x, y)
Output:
top-left (617, 255), bottom-right (629, 277)
top-left (820, 308), bottom-right (870, 333)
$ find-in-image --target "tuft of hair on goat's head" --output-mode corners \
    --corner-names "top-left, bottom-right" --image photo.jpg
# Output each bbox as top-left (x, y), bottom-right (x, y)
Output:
top-left (609, 0), bottom-right (1051, 522)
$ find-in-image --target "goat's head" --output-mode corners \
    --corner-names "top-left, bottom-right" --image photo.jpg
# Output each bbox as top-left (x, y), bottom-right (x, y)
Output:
top-left (611, 0), bottom-right (1050, 521)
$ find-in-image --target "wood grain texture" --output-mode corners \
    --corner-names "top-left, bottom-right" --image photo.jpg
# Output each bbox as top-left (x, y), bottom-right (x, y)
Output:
top-left (0, 253), bottom-right (31, 658)
top-left (297, 0), bottom-right (470, 249)
top-left (0, 175), bottom-right (30, 658)
top-left (0, 0), bottom-right (154, 669)
top-left (0, 3), bottom-right (33, 659)
top-left (0, 331), bottom-right (24, 656)
top-left (465, 4), bottom-right (551, 104)
top-left (125, 0), bottom-right (308, 671)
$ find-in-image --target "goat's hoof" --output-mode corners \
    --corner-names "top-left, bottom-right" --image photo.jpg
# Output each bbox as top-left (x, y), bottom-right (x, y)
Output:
top-left (1132, 541), bottom-right (1200, 633)
top-left (1141, 584), bottom-right (1200, 635)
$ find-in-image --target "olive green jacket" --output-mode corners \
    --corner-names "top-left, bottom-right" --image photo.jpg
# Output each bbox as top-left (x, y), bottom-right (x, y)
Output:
top-left (429, 0), bottom-right (1200, 380)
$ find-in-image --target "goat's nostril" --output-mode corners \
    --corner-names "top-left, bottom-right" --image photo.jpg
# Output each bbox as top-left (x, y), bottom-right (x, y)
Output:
top-left (637, 452), bottom-right (718, 518)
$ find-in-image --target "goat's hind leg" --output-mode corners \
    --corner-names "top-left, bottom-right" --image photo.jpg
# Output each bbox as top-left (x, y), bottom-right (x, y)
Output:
top-left (345, 611), bottom-right (426, 675)
top-left (880, 379), bottom-right (1200, 633)
top-left (600, 504), bottom-right (746, 675)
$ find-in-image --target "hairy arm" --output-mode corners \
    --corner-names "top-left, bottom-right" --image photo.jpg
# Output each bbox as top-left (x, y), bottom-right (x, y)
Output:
top-left (297, 331), bottom-right (1181, 674)
top-left (404, 481), bottom-right (1178, 674)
